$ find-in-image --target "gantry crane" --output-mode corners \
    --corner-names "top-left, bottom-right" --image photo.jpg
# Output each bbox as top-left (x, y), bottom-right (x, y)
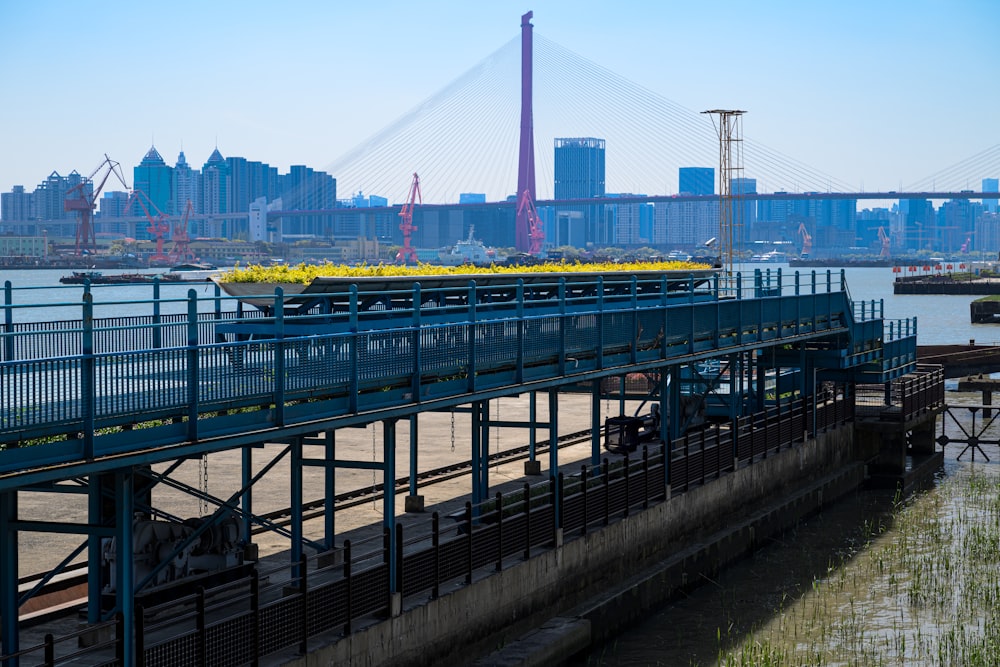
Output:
top-left (396, 173), bottom-right (421, 264)
top-left (64, 155), bottom-right (129, 255)
top-left (797, 222), bottom-right (812, 258)
top-left (516, 189), bottom-right (545, 256)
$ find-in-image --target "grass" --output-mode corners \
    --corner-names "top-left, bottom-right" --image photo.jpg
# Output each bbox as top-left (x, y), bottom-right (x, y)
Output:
top-left (716, 466), bottom-right (1000, 666)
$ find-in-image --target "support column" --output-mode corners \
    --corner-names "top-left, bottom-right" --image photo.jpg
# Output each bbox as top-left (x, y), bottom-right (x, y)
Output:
top-left (324, 430), bottom-right (335, 547)
top-left (525, 392), bottom-right (541, 475)
top-left (290, 437), bottom-right (303, 574)
top-left (661, 369), bottom-right (672, 493)
top-left (548, 389), bottom-right (559, 474)
top-left (0, 490), bottom-right (18, 661)
top-left (472, 402), bottom-right (482, 506)
top-left (480, 401), bottom-right (490, 502)
top-left (241, 444), bottom-right (255, 560)
top-left (115, 469), bottom-right (135, 665)
top-left (591, 380), bottom-right (602, 469)
top-left (405, 414), bottom-right (424, 513)
top-left (383, 419), bottom-right (398, 592)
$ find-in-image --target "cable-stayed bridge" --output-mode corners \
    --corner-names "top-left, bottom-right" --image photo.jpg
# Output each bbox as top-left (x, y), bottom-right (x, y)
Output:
top-left (322, 28), bottom-right (999, 207)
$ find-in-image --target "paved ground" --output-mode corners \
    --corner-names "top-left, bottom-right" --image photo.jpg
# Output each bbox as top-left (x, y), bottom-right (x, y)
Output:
top-left (10, 392), bottom-right (643, 662)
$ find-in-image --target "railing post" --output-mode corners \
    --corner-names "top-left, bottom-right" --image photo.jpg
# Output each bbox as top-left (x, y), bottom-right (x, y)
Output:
top-left (299, 553), bottom-right (308, 655)
top-left (152, 277), bottom-right (162, 349)
top-left (197, 587), bottom-right (207, 667)
top-left (642, 446), bottom-right (649, 509)
top-left (44, 633), bottom-right (54, 666)
top-left (116, 611), bottom-right (126, 666)
top-left (495, 491), bottom-right (504, 572)
top-left (516, 279), bottom-right (525, 383)
top-left (187, 289), bottom-right (200, 442)
top-left (522, 483), bottom-right (531, 560)
top-left (432, 513), bottom-right (441, 598)
top-left (344, 540), bottom-right (353, 635)
top-left (395, 523), bottom-right (405, 594)
top-left (135, 602), bottom-right (146, 667)
top-left (274, 287), bottom-right (286, 426)
top-left (349, 285), bottom-right (359, 413)
top-left (465, 502), bottom-right (474, 584)
top-left (412, 283), bottom-right (422, 400)
top-left (82, 291), bottom-right (95, 458)
top-left (623, 454), bottom-right (630, 517)
top-left (3, 281), bottom-right (13, 363)
top-left (467, 281), bottom-right (477, 393)
top-left (596, 276), bottom-right (605, 369)
top-left (556, 473), bottom-right (565, 539)
top-left (602, 459), bottom-right (610, 526)
top-left (581, 465), bottom-right (588, 535)
top-left (251, 569), bottom-right (260, 667)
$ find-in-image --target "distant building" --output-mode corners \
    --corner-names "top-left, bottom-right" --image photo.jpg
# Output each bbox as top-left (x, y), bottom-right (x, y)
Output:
top-left (459, 193), bottom-right (487, 205)
top-left (554, 137), bottom-right (606, 246)
top-left (133, 146), bottom-right (173, 215)
top-left (172, 151), bottom-right (199, 216)
top-left (984, 178), bottom-right (998, 214)
top-left (679, 167), bottom-right (714, 195)
top-left (656, 198), bottom-right (719, 247)
top-left (1, 185), bottom-right (33, 224)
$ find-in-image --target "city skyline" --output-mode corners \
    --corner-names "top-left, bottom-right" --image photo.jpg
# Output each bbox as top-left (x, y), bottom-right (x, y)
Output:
top-left (1, 1), bottom-right (998, 202)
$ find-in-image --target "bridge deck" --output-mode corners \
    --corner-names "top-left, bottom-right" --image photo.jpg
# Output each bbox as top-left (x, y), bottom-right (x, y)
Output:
top-left (0, 269), bottom-right (916, 488)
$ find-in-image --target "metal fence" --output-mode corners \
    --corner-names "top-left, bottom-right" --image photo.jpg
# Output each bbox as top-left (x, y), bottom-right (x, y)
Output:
top-left (0, 389), bottom-right (870, 666)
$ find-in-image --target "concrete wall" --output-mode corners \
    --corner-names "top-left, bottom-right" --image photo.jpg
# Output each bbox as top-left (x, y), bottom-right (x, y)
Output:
top-left (283, 426), bottom-right (857, 667)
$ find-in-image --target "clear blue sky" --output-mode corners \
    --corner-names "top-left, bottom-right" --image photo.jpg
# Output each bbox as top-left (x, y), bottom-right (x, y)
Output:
top-left (1, 0), bottom-right (996, 200)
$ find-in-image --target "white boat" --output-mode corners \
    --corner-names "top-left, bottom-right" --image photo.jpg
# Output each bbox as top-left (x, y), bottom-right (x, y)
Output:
top-left (163, 263), bottom-right (222, 282)
top-left (438, 226), bottom-right (506, 266)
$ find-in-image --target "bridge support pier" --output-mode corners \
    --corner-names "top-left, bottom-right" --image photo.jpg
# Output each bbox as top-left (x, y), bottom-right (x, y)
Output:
top-left (405, 415), bottom-right (424, 513)
top-left (0, 491), bottom-right (17, 661)
top-left (525, 392), bottom-right (541, 475)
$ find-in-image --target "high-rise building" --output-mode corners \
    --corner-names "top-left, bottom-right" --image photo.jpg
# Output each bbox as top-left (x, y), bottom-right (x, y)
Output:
top-left (984, 178), bottom-right (998, 214)
top-left (133, 146), bottom-right (173, 215)
top-left (1, 185), bottom-right (33, 223)
top-left (554, 137), bottom-right (606, 246)
top-left (172, 151), bottom-right (199, 216)
top-left (281, 165), bottom-right (336, 237)
top-left (679, 167), bottom-right (714, 195)
top-left (731, 177), bottom-right (757, 243)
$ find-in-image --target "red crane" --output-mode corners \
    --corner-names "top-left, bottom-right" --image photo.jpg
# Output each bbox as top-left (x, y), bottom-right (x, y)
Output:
top-left (168, 200), bottom-right (197, 264)
top-left (797, 222), bottom-right (812, 258)
top-left (64, 154), bottom-right (129, 256)
top-left (124, 189), bottom-right (171, 264)
top-left (396, 173), bottom-right (421, 264)
top-left (877, 226), bottom-right (891, 258)
top-left (516, 189), bottom-right (545, 256)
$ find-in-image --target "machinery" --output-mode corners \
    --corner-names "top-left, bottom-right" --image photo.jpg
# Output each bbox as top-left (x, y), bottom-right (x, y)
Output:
top-left (797, 222), bottom-right (812, 258)
top-left (168, 200), bottom-right (198, 264)
top-left (102, 513), bottom-right (243, 594)
top-left (516, 189), bottom-right (545, 256)
top-left (124, 189), bottom-right (171, 264)
top-left (64, 155), bottom-right (129, 256)
top-left (878, 226), bottom-right (891, 258)
top-left (396, 173), bottom-right (421, 264)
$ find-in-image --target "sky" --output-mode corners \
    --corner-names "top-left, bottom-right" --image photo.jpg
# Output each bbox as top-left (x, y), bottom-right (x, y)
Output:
top-left (1, 0), bottom-right (997, 203)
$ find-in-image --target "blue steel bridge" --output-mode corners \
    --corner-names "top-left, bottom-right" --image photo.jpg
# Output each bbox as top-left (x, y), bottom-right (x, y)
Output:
top-left (0, 266), bottom-right (924, 664)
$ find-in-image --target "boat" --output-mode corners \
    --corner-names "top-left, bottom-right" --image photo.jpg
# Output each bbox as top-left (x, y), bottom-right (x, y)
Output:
top-left (438, 226), bottom-right (506, 266)
top-left (666, 250), bottom-right (692, 262)
top-left (59, 271), bottom-right (160, 285)
top-left (164, 263), bottom-right (221, 282)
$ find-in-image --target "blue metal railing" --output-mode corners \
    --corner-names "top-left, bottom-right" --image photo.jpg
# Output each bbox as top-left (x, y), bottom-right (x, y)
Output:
top-left (0, 270), bottom-right (883, 477)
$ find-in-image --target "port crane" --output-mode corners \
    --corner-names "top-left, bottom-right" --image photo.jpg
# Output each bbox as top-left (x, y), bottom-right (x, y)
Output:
top-left (64, 155), bottom-right (129, 256)
top-left (877, 226), bottom-right (891, 258)
top-left (797, 222), bottom-right (812, 258)
top-left (168, 200), bottom-right (198, 264)
top-left (124, 189), bottom-right (171, 264)
top-left (396, 173), bottom-right (421, 264)
top-left (516, 189), bottom-right (545, 256)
